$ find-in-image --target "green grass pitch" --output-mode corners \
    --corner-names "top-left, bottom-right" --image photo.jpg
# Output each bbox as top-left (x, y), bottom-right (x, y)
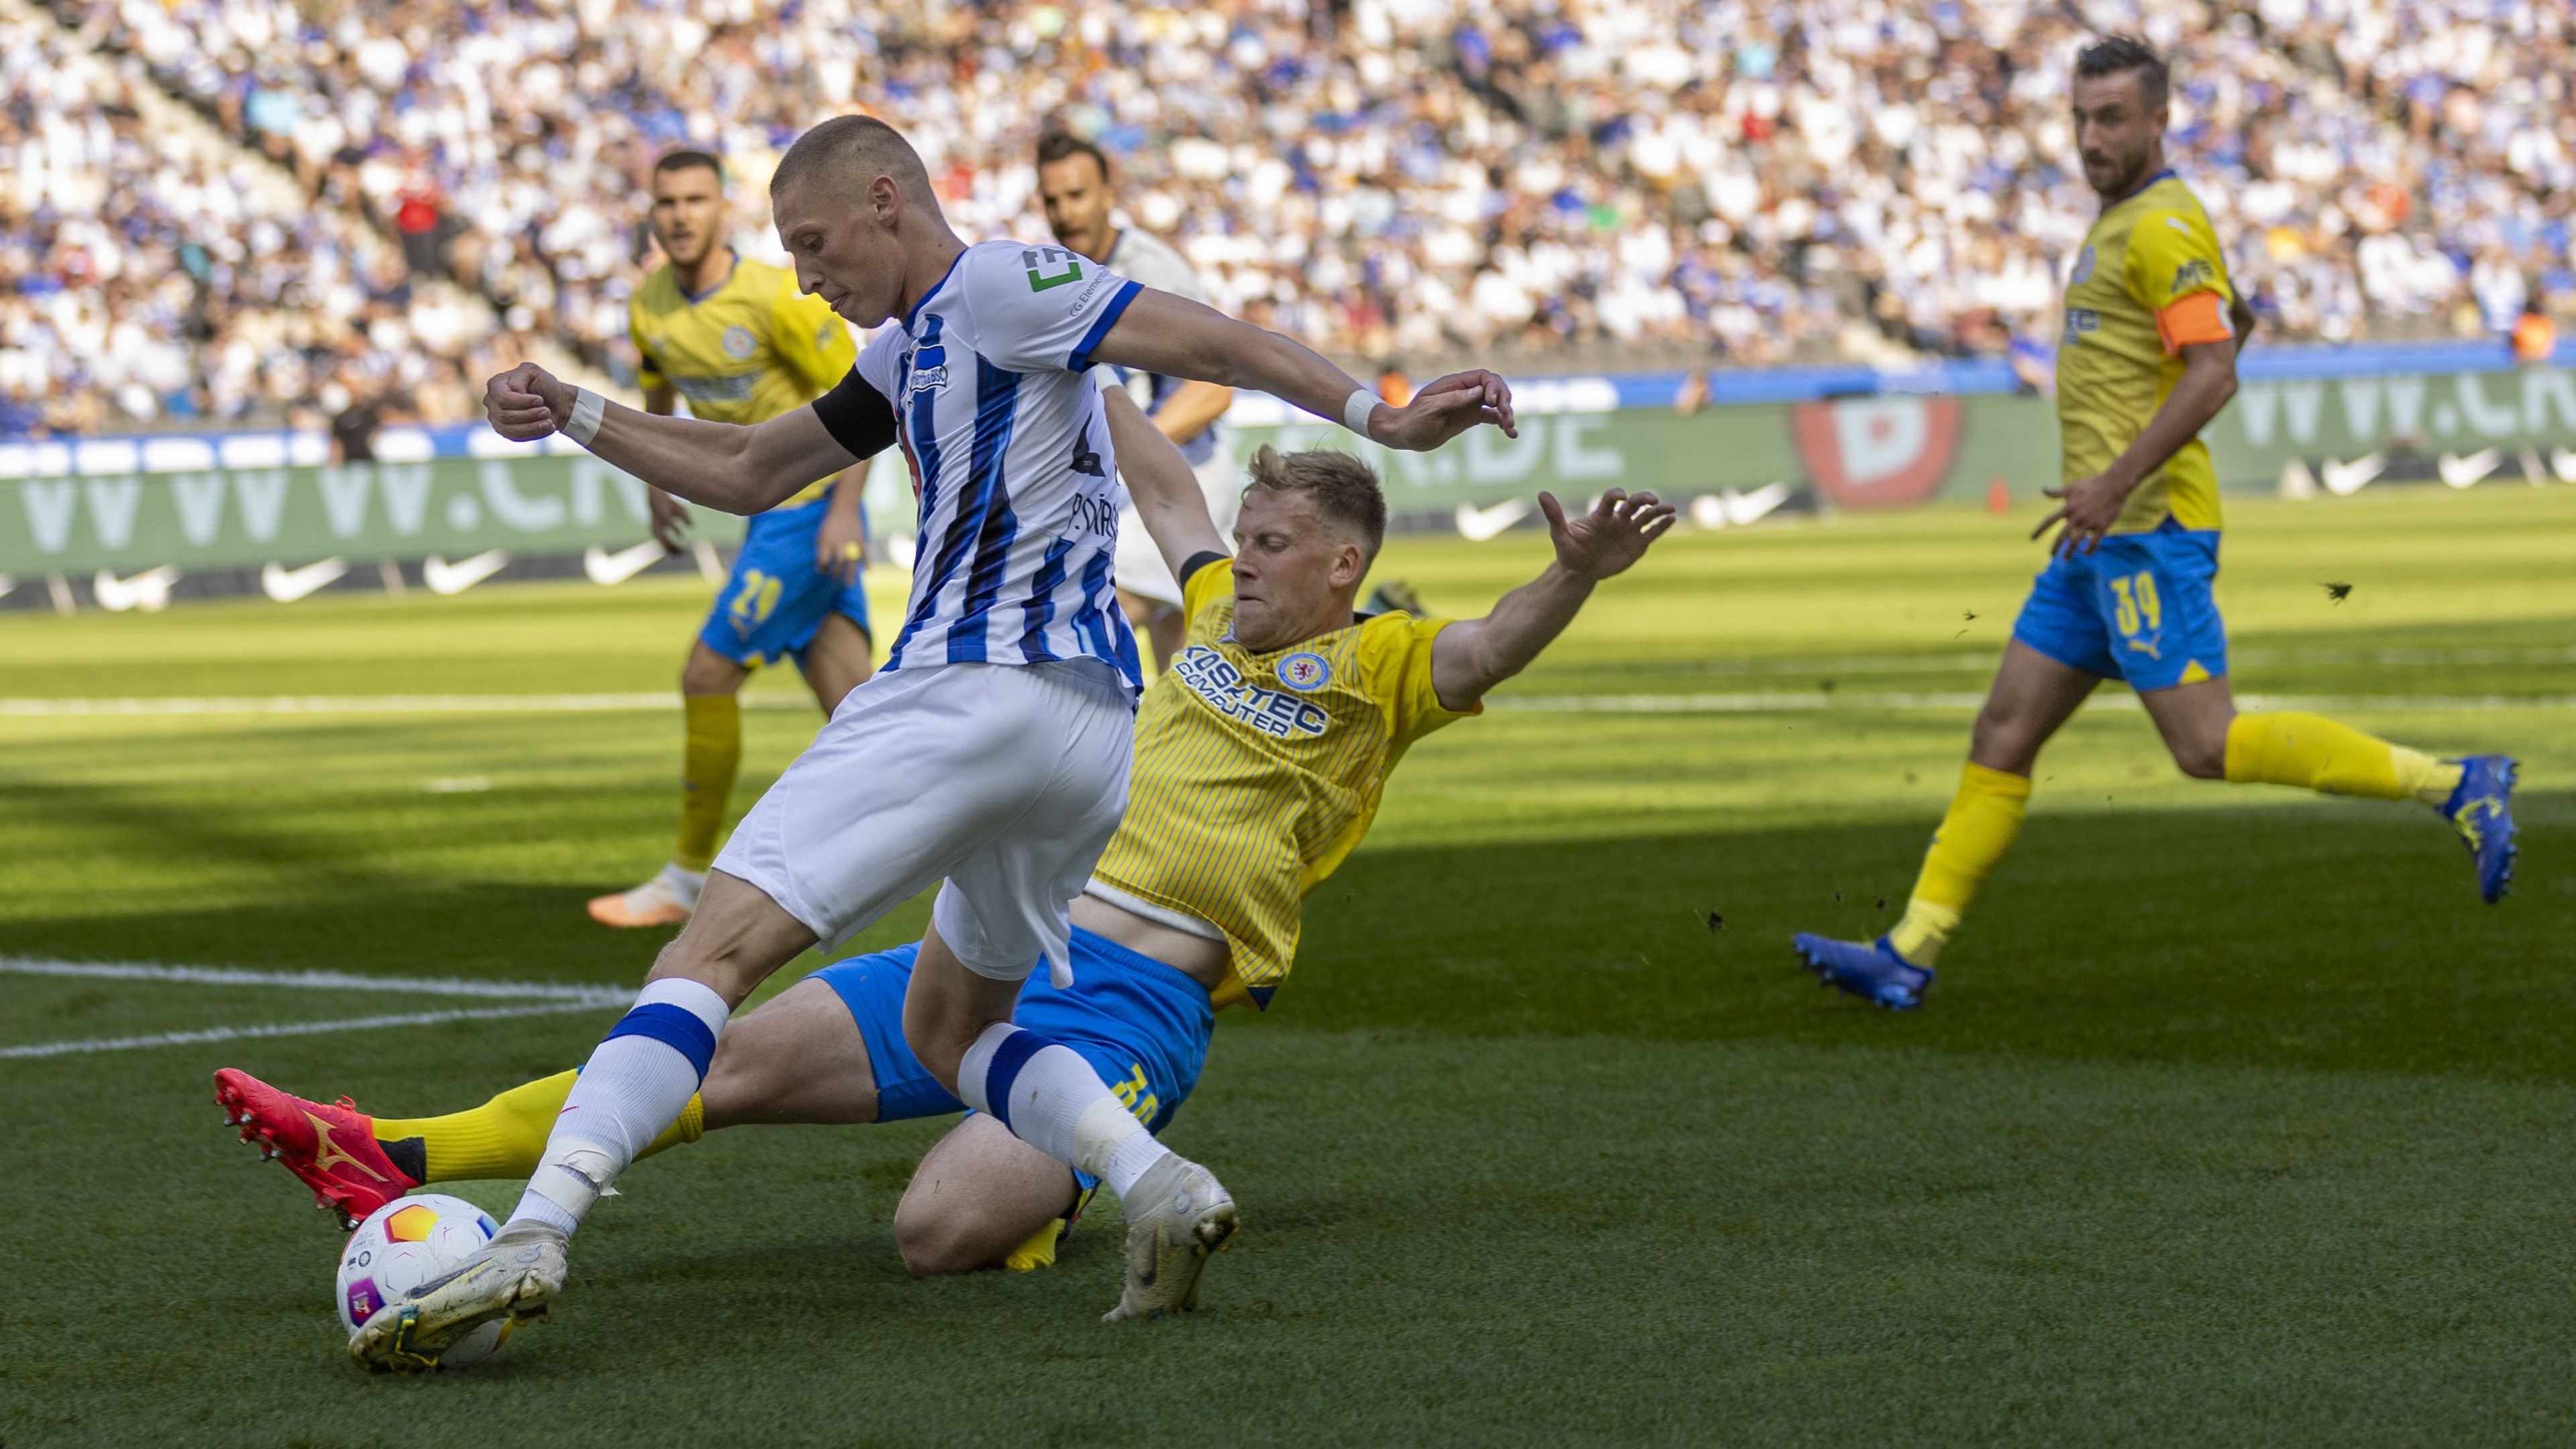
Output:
top-left (2, 486), bottom-right (2570, 1446)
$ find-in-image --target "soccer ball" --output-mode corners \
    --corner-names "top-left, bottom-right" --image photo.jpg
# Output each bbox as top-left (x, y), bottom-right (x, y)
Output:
top-left (334, 1194), bottom-right (513, 1369)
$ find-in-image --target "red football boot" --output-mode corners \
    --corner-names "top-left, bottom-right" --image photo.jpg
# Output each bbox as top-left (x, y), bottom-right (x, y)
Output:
top-left (214, 1068), bottom-right (420, 1228)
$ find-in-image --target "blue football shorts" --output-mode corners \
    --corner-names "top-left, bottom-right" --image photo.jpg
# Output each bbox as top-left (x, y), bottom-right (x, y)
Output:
top-left (2010, 519), bottom-right (2227, 691)
top-left (813, 926), bottom-right (1215, 1163)
top-left (697, 495), bottom-right (870, 667)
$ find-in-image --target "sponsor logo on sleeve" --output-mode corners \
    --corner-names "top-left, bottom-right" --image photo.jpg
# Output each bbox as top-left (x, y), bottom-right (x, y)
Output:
top-left (1024, 246), bottom-right (1084, 292)
top-left (2170, 258), bottom-right (2215, 296)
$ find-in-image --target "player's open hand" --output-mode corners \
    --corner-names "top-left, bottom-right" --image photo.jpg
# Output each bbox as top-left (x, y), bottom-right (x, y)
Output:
top-left (1374, 370), bottom-right (1516, 450)
top-left (484, 362), bottom-right (572, 442)
top-left (1539, 488), bottom-right (1674, 581)
top-left (2033, 472), bottom-right (2130, 556)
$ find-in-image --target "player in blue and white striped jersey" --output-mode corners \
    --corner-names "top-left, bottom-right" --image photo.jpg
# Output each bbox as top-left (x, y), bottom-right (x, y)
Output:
top-left (361, 115), bottom-right (1512, 1366)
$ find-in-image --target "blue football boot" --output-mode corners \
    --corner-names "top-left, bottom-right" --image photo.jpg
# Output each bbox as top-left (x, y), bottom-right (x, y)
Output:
top-left (1792, 933), bottom-right (1934, 1010)
top-left (2442, 755), bottom-right (2518, 904)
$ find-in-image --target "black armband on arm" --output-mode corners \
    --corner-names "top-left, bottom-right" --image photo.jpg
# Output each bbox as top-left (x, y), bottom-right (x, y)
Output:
top-left (1179, 550), bottom-right (1230, 586)
top-left (810, 370), bottom-right (898, 460)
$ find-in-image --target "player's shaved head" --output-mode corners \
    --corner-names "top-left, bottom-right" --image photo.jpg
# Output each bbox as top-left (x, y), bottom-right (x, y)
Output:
top-left (768, 115), bottom-right (962, 331)
top-left (770, 115), bottom-right (939, 211)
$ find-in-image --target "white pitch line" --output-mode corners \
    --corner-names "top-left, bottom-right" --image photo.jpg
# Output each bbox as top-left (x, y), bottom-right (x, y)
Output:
top-left (1652, 645), bottom-right (2576, 678)
top-left (0, 1002), bottom-right (607, 1060)
top-left (7, 686), bottom-right (2574, 718)
top-left (0, 957), bottom-right (630, 1004)
top-left (1487, 692), bottom-right (2576, 714)
top-left (0, 693), bottom-right (817, 717)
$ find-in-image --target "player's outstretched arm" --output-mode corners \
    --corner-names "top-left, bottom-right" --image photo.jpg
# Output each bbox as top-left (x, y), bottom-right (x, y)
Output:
top-left (1090, 288), bottom-right (1516, 451)
top-left (1099, 385), bottom-right (1228, 576)
top-left (484, 362), bottom-right (862, 515)
top-left (1428, 489), bottom-right (1675, 711)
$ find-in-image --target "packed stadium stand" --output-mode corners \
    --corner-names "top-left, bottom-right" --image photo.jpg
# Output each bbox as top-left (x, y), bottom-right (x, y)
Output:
top-left (7, 0), bottom-right (2574, 433)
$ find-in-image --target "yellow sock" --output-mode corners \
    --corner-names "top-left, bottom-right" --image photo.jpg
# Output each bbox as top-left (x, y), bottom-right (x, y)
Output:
top-left (2224, 712), bottom-right (2459, 805)
top-left (1888, 762), bottom-right (2032, 967)
top-left (677, 693), bottom-right (743, 873)
top-left (375, 1071), bottom-right (705, 1182)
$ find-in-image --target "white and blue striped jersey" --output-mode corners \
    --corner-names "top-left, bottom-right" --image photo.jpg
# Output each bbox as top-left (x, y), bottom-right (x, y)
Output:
top-left (810, 239), bottom-right (1144, 696)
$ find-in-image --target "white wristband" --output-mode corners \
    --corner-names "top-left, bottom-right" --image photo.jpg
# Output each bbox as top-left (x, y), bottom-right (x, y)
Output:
top-left (1341, 387), bottom-right (1379, 437)
top-left (565, 387), bottom-right (607, 445)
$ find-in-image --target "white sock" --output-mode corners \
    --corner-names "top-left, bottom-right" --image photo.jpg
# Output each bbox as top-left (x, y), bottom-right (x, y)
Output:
top-left (660, 862), bottom-right (707, 907)
top-left (958, 1023), bottom-right (1174, 1203)
top-left (507, 977), bottom-right (728, 1234)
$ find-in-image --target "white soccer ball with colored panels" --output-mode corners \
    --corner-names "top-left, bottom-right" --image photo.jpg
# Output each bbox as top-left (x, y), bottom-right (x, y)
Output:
top-left (334, 1194), bottom-right (513, 1368)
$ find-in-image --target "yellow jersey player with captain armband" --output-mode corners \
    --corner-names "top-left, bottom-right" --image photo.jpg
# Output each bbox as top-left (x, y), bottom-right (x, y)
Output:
top-left (1791, 36), bottom-right (2518, 1012)
top-left (588, 149), bottom-right (878, 930)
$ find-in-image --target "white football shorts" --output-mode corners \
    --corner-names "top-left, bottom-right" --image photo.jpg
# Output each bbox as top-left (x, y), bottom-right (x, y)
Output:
top-left (714, 659), bottom-right (1133, 986)
top-left (1114, 440), bottom-right (1241, 609)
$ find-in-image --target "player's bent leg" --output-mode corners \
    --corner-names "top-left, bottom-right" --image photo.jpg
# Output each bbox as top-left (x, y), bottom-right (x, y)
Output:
top-left (352, 874), bottom-right (815, 1369)
top-left (794, 612), bottom-right (874, 716)
top-left (1796, 643), bottom-right (2096, 1003)
top-left (894, 1114), bottom-right (1080, 1275)
top-left (699, 977), bottom-right (882, 1129)
top-left (2209, 704), bottom-right (2515, 902)
top-left (2136, 674), bottom-right (2236, 780)
top-left (588, 643), bottom-right (750, 928)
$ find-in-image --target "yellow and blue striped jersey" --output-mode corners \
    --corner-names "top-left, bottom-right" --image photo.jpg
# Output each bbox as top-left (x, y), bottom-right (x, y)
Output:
top-left (629, 255), bottom-right (856, 508)
top-left (1091, 555), bottom-right (1477, 1009)
top-left (2056, 171), bottom-right (2234, 533)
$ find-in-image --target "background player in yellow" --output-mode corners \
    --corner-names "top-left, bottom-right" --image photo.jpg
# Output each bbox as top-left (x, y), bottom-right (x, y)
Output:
top-left (1791, 37), bottom-right (2518, 1010)
top-left (215, 386), bottom-right (1676, 1287)
top-left (588, 150), bottom-right (876, 929)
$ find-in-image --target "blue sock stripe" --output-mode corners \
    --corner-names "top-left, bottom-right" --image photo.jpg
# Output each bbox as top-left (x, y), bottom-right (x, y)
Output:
top-left (605, 1003), bottom-right (718, 1080)
top-left (980, 1028), bottom-right (1053, 1131)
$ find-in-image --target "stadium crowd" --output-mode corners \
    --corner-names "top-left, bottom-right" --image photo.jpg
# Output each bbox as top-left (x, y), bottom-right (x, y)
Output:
top-left (9, 0), bottom-right (2575, 433)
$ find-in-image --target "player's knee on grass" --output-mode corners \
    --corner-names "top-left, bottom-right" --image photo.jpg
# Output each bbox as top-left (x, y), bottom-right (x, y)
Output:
top-left (894, 1118), bottom-right (1077, 1275)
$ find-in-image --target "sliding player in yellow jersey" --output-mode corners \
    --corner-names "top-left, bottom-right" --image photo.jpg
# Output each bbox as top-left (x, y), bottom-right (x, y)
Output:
top-left (586, 150), bottom-right (876, 929)
top-left (1792, 37), bottom-right (2518, 1010)
top-left (215, 387), bottom-right (1673, 1299)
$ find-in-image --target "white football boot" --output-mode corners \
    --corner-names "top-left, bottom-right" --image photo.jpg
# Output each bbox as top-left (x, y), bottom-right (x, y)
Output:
top-left (1105, 1155), bottom-right (1239, 1322)
top-left (348, 1221), bottom-right (568, 1371)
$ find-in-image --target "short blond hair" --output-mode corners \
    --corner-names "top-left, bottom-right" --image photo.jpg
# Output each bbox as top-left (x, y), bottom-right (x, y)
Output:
top-left (770, 115), bottom-right (937, 209)
top-left (1245, 445), bottom-right (1386, 559)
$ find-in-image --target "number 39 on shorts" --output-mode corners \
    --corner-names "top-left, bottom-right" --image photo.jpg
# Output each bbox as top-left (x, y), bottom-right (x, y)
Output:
top-left (2109, 569), bottom-right (2161, 639)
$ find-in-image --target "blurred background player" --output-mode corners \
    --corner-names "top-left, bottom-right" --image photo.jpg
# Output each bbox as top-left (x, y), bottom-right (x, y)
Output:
top-left (1035, 131), bottom-right (1236, 672)
top-left (588, 149), bottom-right (874, 930)
top-left (1791, 37), bottom-right (2519, 1011)
top-left (215, 394), bottom-right (1675, 1289)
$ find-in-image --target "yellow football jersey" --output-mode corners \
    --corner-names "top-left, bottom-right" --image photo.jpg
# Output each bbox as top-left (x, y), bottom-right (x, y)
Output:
top-left (629, 255), bottom-right (856, 508)
top-left (1092, 556), bottom-right (1478, 1010)
top-left (2055, 172), bottom-right (2234, 533)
